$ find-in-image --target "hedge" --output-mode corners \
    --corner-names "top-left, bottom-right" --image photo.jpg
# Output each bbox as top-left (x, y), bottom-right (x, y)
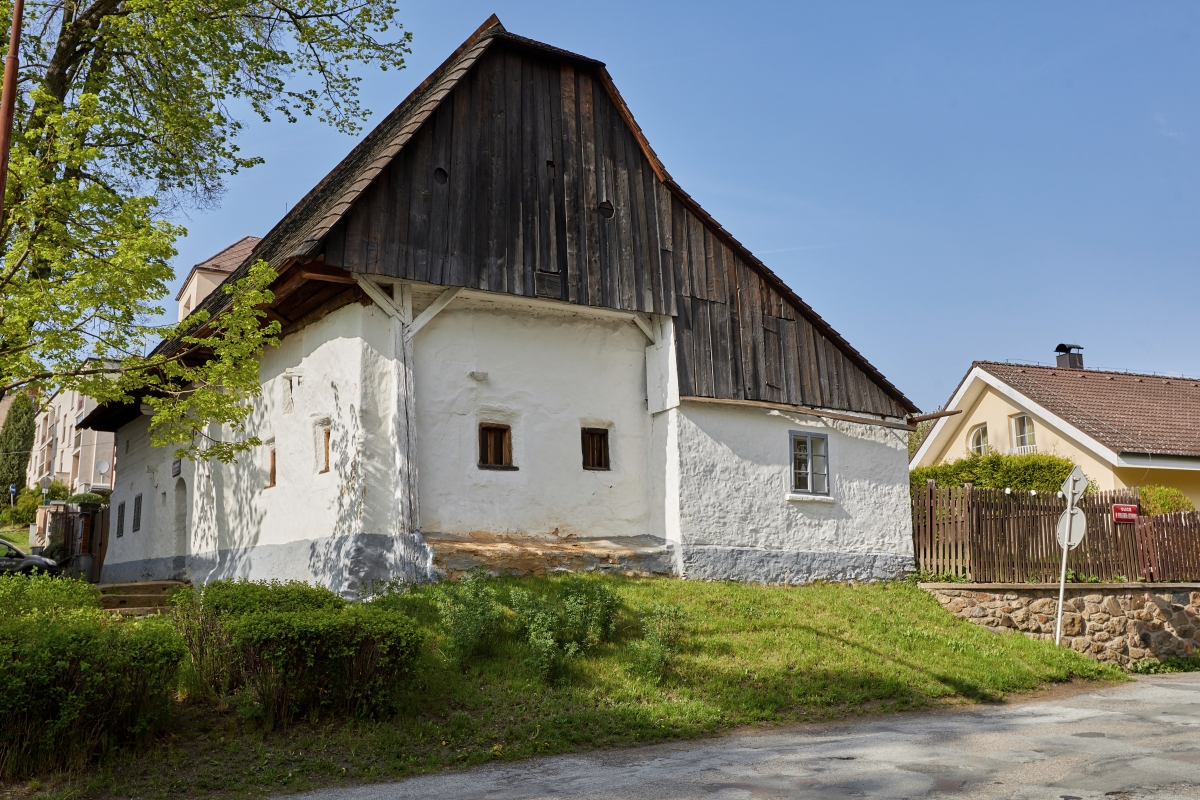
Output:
top-left (0, 613), bottom-right (185, 777)
top-left (226, 606), bottom-right (421, 727)
top-left (909, 451), bottom-right (1087, 494)
top-left (0, 572), bottom-right (99, 617)
top-left (1141, 485), bottom-right (1196, 516)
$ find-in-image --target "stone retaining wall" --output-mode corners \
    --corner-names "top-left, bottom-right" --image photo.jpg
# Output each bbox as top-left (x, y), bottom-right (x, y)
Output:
top-left (920, 583), bottom-right (1200, 665)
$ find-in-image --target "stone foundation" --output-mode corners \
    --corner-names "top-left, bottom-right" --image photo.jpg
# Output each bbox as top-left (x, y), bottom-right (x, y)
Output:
top-left (920, 583), bottom-right (1200, 665)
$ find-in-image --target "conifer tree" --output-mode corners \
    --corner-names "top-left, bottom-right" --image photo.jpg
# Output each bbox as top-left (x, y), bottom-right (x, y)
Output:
top-left (0, 394), bottom-right (34, 490)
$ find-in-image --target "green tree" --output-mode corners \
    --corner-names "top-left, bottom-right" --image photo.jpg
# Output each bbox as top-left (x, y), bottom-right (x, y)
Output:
top-left (0, 0), bottom-right (411, 462)
top-left (0, 393), bottom-right (33, 489)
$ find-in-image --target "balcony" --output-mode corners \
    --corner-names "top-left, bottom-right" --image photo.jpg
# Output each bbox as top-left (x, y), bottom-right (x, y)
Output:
top-left (1009, 445), bottom-right (1037, 456)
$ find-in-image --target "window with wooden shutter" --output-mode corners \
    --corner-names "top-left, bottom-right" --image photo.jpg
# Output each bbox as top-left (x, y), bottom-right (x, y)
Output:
top-left (478, 425), bottom-right (515, 470)
top-left (116, 502), bottom-right (126, 537)
top-left (267, 448), bottom-right (276, 488)
top-left (581, 428), bottom-right (610, 470)
top-left (132, 494), bottom-right (142, 532)
top-left (320, 428), bottom-right (330, 473)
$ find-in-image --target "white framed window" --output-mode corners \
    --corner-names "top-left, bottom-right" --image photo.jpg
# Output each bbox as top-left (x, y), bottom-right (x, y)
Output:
top-left (790, 431), bottom-right (829, 495)
top-left (1011, 414), bottom-right (1036, 451)
top-left (969, 424), bottom-right (989, 456)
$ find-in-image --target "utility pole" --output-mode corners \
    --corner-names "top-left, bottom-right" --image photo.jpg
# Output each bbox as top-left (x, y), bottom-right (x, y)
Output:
top-left (0, 0), bottom-right (24, 223)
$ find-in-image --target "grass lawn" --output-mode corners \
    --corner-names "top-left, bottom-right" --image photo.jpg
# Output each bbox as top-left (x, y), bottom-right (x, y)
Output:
top-left (18, 576), bottom-right (1122, 799)
top-left (0, 525), bottom-right (28, 548)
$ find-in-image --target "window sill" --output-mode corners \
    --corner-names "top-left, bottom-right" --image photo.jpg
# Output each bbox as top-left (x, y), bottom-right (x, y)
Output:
top-left (478, 464), bottom-right (519, 471)
top-left (786, 493), bottom-right (835, 503)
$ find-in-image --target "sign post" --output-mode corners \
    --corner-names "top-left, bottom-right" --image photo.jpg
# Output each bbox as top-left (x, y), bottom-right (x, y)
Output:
top-left (1055, 466), bottom-right (1089, 645)
top-left (8, 484), bottom-right (13, 509)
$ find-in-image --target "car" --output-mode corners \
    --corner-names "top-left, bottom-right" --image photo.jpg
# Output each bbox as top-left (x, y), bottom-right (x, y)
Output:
top-left (0, 541), bottom-right (60, 575)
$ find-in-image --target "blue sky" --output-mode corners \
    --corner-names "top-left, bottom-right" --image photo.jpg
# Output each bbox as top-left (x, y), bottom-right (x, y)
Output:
top-left (164, 2), bottom-right (1200, 413)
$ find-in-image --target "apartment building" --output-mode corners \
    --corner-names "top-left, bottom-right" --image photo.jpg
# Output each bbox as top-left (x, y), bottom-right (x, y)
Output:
top-left (27, 389), bottom-right (116, 493)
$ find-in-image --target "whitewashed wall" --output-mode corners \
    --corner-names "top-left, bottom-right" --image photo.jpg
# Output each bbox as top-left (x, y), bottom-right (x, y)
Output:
top-left (100, 285), bottom-right (912, 590)
top-left (101, 301), bottom-right (422, 594)
top-left (669, 400), bottom-right (913, 583)
top-left (413, 297), bottom-right (654, 542)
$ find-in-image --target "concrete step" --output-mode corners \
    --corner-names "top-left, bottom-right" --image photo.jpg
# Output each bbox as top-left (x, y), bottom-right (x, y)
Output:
top-left (97, 580), bottom-right (189, 596)
top-left (100, 593), bottom-right (170, 609)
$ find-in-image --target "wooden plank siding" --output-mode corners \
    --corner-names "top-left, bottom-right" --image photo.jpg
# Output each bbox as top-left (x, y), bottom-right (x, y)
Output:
top-left (320, 41), bottom-right (909, 419)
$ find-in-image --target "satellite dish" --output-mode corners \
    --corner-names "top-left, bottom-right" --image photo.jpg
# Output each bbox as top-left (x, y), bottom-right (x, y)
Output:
top-left (95, 460), bottom-right (110, 476)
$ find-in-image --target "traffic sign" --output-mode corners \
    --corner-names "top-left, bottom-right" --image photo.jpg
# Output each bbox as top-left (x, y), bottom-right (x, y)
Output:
top-left (1056, 507), bottom-right (1086, 550)
top-left (8, 485), bottom-right (14, 495)
top-left (1060, 466), bottom-right (1088, 498)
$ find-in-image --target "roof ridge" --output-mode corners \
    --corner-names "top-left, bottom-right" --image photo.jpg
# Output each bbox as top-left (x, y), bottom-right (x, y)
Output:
top-left (978, 360), bottom-right (1200, 383)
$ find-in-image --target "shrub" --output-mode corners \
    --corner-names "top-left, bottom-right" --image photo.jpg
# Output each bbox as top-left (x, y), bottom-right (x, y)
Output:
top-left (1139, 485), bottom-right (1195, 516)
top-left (2, 482), bottom-right (68, 527)
top-left (170, 578), bottom-right (348, 700)
top-left (909, 451), bottom-right (1086, 494)
top-left (225, 606), bottom-right (421, 727)
top-left (64, 492), bottom-right (106, 505)
top-left (433, 570), bottom-right (504, 667)
top-left (509, 576), bottom-right (620, 681)
top-left (0, 572), bottom-right (99, 616)
top-left (629, 604), bottom-right (685, 684)
top-left (0, 612), bottom-right (185, 777)
top-left (187, 578), bottom-right (346, 616)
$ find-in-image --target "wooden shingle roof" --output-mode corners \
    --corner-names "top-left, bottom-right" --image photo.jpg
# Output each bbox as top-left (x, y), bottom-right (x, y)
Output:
top-left (158, 15), bottom-right (917, 418)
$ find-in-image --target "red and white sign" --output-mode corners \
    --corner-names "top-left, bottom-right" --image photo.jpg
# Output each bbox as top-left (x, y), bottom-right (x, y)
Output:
top-left (1113, 504), bottom-right (1138, 523)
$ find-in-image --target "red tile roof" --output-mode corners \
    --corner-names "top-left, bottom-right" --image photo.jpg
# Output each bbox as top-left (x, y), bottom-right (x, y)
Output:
top-left (175, 236), bottom-right (261, 300)
top-left (977, 361), bottom-right (1200, 458)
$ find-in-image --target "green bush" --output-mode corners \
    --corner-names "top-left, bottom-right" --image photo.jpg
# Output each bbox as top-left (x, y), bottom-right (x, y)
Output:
top-left (909, 451), bottom-right (1087, 494)
top-left (170, 578), bottom-right (348, 700)
top-left (0, 612), bottom-right (185, 777)
top-left (226, 606), bottom-right (421, 727)
top-left (1139, 485), bottom-right (1195, 516)
top-left (186, 577), bottom-right (347, 616)
top-left (1, 481), bottom-right (68, 527)
top-left (509, 576), bottom-right (620, 681)
top-left (64, 492), bottom-right (106, 505)
top-left (433, 570), bottom-right (504, 668)
top-left (629, 604), bottom-right (685, 684)
top-left (0, 572), bottom-right (99, 616)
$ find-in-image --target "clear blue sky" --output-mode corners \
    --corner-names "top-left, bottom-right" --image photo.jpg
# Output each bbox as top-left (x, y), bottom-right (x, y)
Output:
top-left (164, 2), bottom-right (1200, 413)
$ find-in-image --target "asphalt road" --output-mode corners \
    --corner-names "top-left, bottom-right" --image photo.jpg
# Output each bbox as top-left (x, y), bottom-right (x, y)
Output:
top-left (280, 674), bottom-right (1200, 800)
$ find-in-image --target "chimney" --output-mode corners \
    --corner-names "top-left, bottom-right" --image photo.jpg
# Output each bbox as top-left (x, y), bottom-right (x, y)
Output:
top-left (1054, 343), bottom-right (1084, 370)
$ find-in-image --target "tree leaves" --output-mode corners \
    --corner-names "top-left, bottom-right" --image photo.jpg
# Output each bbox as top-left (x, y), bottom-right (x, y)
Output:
top-left (0, 0), bottom-right (408, 462)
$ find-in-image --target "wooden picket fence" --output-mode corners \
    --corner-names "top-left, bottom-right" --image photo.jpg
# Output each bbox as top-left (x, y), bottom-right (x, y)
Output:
top-left (911, 483), bottom-right (1200, 582)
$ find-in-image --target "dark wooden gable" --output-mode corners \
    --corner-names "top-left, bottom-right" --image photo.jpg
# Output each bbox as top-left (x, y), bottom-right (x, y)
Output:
top-left (317, 36), bottom-right (914, 419)
top-left (323, 42), bottom-right (675, 316)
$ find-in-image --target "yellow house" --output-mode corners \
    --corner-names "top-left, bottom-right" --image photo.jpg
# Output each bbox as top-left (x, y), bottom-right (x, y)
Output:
top-left (911, 346), bottom-right (1200, 507)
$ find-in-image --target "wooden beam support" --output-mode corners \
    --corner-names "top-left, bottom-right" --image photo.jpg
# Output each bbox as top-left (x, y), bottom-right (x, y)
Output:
top-left (907, 409), bottom-right (962, 424)
top-left (405, 287), bottom-right (462, 341)
top-left (680, 395), bottom-right (916, 431)
top-left (298, 263), bottom-right (357, 284)
top-left (354, 275), bottom-right (408, 322)
top-left (632, 313), bottom-right (656, 344)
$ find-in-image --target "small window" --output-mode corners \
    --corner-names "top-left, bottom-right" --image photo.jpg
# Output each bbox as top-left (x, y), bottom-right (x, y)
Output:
top-left (791, 432), bottom-right (829, 495)
top-left (582, 428), bottom-right (610, 471)
top-left (320, 428), bottom-right (330, 474)
top-left (267, 448), bottom-right (277, 488)
top-left (131, 494), bottom-right (142, 532)
top-left (1012, 414), bottom-right (1036, 450)
top-left (969, 424), bottom-right (989, 456)
top-left (478, 424), bottom-right (515, 470)
top-left (116, 501), bottom-right (125, 538)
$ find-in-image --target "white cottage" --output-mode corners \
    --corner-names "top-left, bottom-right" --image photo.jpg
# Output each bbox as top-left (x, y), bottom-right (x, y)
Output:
top-left (82, 17), bottom-right (920, 594)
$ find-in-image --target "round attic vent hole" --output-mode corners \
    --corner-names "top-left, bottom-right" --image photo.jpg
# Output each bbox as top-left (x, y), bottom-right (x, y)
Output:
top-left (598, 200), bottom-right (615, 219)
top-left (434, 167), bottom-right (448, 185)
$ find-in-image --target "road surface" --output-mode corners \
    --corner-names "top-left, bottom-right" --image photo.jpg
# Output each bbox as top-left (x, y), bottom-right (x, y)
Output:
top-left (280, 673), bottom-right (1200, 799)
